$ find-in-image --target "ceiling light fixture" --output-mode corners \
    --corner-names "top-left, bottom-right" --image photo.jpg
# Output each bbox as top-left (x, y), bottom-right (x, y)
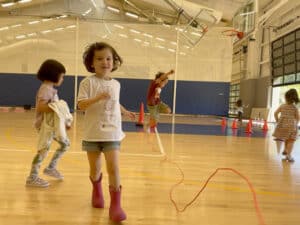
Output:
top-left (27, 33), bottom-right (37, 37)
top-left (119, 34), bottom-right (128, 38)
top-left (16, 35), bottom-right (26, 39)
top-left (130, 29), bottom-right (140, 34)
top-left (1, 2), bottom-right (15, 7)
top-left (41, 30), bottom-right (52, 34)
top-left (143, 33), bottom-right (153, 38)
top-left (66, 25), bottom-right (76, 29)
top-left (107, 6), bottom-right (120, 13)
top-left (0, 26), bottom-right (9, 31)
top-left (28, 20), bottom-right (40, 25)
top-left (156, 37), bottom-right (165, 42)
top-left (11, 24), bottom-right (22, 28)
top-left (42, 18), bottom-right (53, 22)
top-left (19, 0), bottom-right (32, 3)
top-left (125, 12), bottom-right (138, 19)
top-left (54, 27), bottom-right (64, 31)
top-left (114, 24), bottom-right (124, 29)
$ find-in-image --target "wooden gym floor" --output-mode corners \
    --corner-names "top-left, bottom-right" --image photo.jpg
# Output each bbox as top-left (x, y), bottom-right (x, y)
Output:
top-left (0, 110), bottom-right (300, 225)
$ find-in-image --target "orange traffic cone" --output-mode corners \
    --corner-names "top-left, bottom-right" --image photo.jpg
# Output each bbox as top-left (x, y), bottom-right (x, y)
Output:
top-left (245, 120), bottom-right (252, 133)
top-left (262, 120), bottom-right (268, 131)
top-left (249, 119), bottom-right (252, 126)
top-left (231, 119), bottom-right (238, 129)
top-left (136, 102), bottom-right (144, 126)
top-left (221, 117), bottom-right (227, 127)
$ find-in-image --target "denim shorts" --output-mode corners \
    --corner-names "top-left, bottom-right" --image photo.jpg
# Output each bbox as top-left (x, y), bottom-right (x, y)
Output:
top-left (82, 141), bottom-right (121, 152)
top-left (147, 102), bottom-right (170, 122)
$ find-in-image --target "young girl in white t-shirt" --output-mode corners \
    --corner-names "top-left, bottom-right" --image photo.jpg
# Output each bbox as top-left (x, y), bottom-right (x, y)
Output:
top-left (77, 42), bottom-right (135, 222)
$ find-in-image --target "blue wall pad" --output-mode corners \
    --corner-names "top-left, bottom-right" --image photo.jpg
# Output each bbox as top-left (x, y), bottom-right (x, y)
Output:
top-left (0, 73), bottom-right (75, 110)
top-left (175, 81), bottom-right (230, 116)
top-left (1, 73), bottom-right (229, 116)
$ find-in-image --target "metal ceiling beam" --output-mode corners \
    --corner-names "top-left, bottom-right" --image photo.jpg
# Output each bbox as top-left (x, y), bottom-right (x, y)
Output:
top-left (163, 0), bottom-right (198, 27)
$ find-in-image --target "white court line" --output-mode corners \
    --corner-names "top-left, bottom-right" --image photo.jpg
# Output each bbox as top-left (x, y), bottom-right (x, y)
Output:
top-left (0, 148), bottom-right (29, 152)
top-left (0, 147), bottom-right (163, 158)
top-left (154, 127), bottom-right (166, 156)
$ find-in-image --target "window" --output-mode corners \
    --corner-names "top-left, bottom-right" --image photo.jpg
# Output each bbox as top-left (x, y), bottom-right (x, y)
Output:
top-left (284, 63), bottom-right (296, 74)
top-left (273, 48), bottom-right (283, 58)
top-left (284, 33), bottom-right (295, 45)
top-left (284, 43), bottom-right (295, 54)
top-left (284, 74), bottom-right (295, 84)
top-left (273, 76), bottom-right (283, 85)
top-left (273, 67), bottom-right (283, 76)
top-left (284, 53), bottom-right (295, 64)
top-left (296, 40), bottom-right (300, 50)
top-left (229, 83), bottom-right (240, 116)
top-left (296, 29), bottom-right (300, 39)
top-left (296, 51), bottom-right (300, 60)
top-left (273, 57), bottom-right (283, 67)
top-left (273, 39), bottom-right (283, 49)
top-left (272, 28), bottom-right (300, 86)
top-left (296, 72), bottom-right (300, 82)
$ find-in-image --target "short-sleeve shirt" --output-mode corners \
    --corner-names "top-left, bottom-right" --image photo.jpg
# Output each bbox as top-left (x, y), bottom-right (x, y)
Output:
top-left (34, 83), bottom-right (58, 129)
top-left (77, 75), bottom-right (125, 141)
top-left (147, 80), bottom-right (160, 106)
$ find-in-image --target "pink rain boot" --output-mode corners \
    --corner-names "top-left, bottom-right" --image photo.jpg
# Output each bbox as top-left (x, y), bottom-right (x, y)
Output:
top-left (109, 186), bottom-right (127, 222)
top-left (90, 174), bottom-right (104, 208)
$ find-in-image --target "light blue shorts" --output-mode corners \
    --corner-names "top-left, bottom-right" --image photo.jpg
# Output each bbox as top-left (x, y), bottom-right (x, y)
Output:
top-left (82, 141), bottom-right (121, 152)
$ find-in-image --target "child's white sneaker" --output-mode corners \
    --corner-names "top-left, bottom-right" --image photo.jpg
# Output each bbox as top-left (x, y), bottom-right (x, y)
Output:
top-left (43, 167), bottom-right (64, 180)
top-left (26, 176), bottom-right (49, 188)
top-left (285, 156), bottom-right (295, 163)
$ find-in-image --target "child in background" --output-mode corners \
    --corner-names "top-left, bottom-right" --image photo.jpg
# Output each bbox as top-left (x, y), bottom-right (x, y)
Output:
top-left (26, 59), bottom-right (70, 188)
top-left (77, 42), bottom-right (135, 222)
top-left (273, 88), bottom-right (299, 162)
top-left (146, 69), bottom-right (174, 130)
top-left (235, 99), bottom-right (247, 122)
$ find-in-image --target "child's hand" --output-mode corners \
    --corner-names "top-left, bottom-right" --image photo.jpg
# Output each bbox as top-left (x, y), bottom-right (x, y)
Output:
top-left (169, 69), bottom-right (175, 74)
top-left (96, 92), bottom-right (110, 101)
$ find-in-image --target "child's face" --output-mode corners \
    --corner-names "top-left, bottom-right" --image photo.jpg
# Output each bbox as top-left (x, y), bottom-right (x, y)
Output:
top-left (92, 48), bottom-right (113, 77)
top-left (54, 73), bottom-right (65, 87)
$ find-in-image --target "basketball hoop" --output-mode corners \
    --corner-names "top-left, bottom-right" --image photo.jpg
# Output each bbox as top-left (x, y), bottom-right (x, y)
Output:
top-left (222, 29), bottom-right (244, 40)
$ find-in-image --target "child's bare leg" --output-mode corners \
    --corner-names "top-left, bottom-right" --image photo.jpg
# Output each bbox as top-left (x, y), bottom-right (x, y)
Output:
top-left (87, 151), bottom-right (102, 181)
top-left (284, 139), bottom-right (295, 162)
top-left (275, 140), bottom-right (283, 154)
top-left (285, 140), bottom-right (295, 155)
top-left (149, 117), bottom-right (157, 128)
top-left (104, 150), bottom-right (120, 189)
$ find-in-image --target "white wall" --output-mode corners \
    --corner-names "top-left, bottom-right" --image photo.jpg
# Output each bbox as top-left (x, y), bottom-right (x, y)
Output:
top-left (0, 17), bottom-right (232, 82)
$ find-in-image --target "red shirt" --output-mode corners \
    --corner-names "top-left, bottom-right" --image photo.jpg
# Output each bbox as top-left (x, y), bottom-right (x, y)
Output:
top-left (147, 80), bottom-right (160, 106)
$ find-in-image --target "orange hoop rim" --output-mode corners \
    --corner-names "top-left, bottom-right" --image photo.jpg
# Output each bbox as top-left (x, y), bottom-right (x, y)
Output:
top-left (222, 29), bottom-right (244, 39)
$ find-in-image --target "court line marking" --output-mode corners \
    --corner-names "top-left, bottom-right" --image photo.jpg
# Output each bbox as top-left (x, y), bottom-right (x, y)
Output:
top-left (0, 147), bottom-right (164, 158)
top-left (2, 147), bottom-right (299, 199)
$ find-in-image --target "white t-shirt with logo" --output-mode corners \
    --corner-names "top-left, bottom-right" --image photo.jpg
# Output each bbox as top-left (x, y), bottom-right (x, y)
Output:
top-left (78, 75), bottom-right (125, 141)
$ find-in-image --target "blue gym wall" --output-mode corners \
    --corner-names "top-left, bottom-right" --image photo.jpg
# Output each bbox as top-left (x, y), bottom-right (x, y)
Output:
top-left (0, 73), bottom-right (229, 116)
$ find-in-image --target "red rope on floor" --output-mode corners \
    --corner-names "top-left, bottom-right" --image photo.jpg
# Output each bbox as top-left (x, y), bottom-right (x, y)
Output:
top-left (166, 158), bottom-right (266, 225)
